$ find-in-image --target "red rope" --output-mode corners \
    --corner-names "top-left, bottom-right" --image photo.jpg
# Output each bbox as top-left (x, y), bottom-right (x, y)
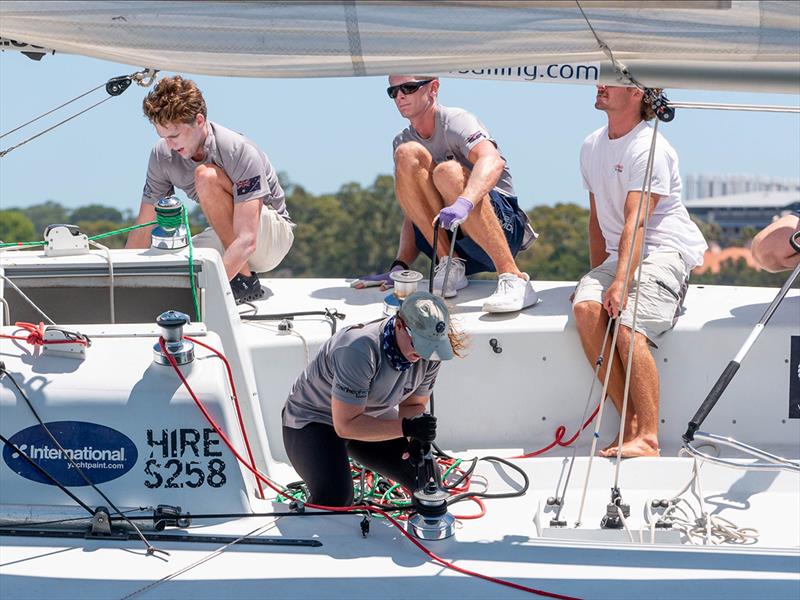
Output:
top-left (184, 336), bottom-right (265, 497)
top-left (159, 337), bottom-right (579, 600)
top-left (510, 405), bottom-right (600, 459)
top-left (0, 322), bottom-right (89, 346)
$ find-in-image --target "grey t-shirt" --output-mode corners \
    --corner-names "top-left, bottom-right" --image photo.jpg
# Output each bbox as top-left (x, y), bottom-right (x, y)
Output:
top-left (142, 121), bottom-right (289, 220)
top-left (283, 319), bottom-right (441, 430)
top-left (393, 104), bottom-right (515, 197)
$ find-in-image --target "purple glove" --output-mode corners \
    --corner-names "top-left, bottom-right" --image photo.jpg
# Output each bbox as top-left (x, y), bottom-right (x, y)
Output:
top-left (438, 196), bottom-right (473, 231)
top-left (350, 263), bottom-right (406, 289)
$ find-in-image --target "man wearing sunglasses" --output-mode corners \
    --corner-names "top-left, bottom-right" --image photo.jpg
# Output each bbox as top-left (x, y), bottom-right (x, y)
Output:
top-left (352, 75), bottom-right (538, 313)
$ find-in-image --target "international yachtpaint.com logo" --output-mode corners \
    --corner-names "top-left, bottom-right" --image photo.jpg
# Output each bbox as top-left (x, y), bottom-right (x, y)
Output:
top-left (2, 421), bottom-right (138, 486)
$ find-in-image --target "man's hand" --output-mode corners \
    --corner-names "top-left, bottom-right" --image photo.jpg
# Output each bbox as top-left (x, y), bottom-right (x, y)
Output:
top-left (603, 278), bottom-right (627, 318)
top-left (402, 413), bottom-right (437, 442)
top-left (437, 196), bottom-right (473, 231)
top-left (351, 264), bottom-right (405, 290)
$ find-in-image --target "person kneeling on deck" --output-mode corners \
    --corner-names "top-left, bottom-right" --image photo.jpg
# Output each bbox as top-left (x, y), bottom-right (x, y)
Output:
top-left (572, 85), bottom-right (707, 458)
top-left (282, 292), bottom-right (463, 506)
top-left (352, 76), bottom-right (538, 313)
top-left (125, 75), bottom-right (294, 304)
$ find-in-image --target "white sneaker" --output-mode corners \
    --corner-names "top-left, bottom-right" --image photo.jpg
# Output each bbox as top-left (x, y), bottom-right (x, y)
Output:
top-left (482, 273), bottom-right (539, 313)
top-left (433, 257), bottom-right (468, 298)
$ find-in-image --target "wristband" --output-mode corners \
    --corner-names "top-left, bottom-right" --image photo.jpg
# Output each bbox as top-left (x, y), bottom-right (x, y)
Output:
top-left (390, 259), bottom-right (410, 271)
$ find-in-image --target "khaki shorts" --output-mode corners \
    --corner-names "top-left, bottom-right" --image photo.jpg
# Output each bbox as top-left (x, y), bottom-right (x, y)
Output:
top-left (193, 205), bottom-right (294, 274)
top-left (572, 251), bottom-right (689, 345)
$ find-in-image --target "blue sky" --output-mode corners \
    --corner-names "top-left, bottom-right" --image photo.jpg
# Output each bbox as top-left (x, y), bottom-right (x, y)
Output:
top-left (1, 51), bottom-right (798, 215)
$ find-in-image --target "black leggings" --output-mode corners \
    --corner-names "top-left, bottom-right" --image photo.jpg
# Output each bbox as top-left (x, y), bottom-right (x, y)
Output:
top-left (282, 422), bottom-right (417, 507)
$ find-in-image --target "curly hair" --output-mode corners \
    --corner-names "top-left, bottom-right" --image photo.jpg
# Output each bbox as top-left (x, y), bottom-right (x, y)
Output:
top-left (641, 88), bottom-right (663, 121)
top-left (142, 75), bottom-right (207, 126)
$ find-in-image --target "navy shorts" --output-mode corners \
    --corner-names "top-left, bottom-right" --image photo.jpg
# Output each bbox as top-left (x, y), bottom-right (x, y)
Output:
top-left (413, 190), bottom-right (527, 276)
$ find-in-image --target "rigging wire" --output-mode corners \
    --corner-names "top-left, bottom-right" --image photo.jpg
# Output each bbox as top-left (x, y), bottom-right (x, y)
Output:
top-left (0, 68), bottom-right (158, 158)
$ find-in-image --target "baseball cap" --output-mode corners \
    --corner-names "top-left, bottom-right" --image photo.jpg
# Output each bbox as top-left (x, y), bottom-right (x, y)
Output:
top-left (398, 291), bottom-right (454, 361)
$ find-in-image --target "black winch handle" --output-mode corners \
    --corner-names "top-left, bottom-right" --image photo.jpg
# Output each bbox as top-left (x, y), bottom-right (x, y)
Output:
top-left (429, 217), bottom-right (440, 294)
top-left (789, 229), bottom-right (800, 255)
top-left (683, 258), bottom-right (800, 442)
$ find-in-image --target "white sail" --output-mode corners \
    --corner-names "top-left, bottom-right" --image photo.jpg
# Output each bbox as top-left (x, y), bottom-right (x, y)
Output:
top-left (1, 0), bottom-right (799, 92)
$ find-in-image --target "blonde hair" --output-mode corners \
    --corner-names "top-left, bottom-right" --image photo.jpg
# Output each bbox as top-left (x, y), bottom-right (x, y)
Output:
top-left (143, 75), bottom-right (207, 126)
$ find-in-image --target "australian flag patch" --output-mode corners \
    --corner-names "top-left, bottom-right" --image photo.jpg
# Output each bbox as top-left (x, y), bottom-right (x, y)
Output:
top-left (236, 175), bottom-right (261, 196)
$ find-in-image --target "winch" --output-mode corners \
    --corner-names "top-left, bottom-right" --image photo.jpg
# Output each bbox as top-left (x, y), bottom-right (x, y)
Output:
top-left (407, 440), bottom-right (456, 540)
top-left (382, 269), bottom-right (423, 316)
top-left (151, 196), bottom-right (189, 250)
top-left (153, 310), bottom-right (194, 366)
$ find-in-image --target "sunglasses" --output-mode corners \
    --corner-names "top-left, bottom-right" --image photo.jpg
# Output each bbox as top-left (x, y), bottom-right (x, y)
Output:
top-left (386, 79), bottom-right (433, 99)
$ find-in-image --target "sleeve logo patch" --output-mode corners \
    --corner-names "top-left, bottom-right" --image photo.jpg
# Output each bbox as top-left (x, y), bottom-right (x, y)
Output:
top-left (236, 175), bottom-right (262, 196)
top-left (335, 382), bottom-right (368, 399)
top-left (465, 131), bottom-right (487, 145)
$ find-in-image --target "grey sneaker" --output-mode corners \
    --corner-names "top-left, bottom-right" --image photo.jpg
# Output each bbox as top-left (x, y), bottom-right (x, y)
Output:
top-left (433, 257), bottom-right (468, 298)
top-left (482, 273), bottom-right (539, 313)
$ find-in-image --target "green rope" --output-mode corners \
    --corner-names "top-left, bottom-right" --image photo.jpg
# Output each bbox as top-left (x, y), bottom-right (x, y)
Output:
top-left (442, 458), bottom-right (462, 480)
top-left (0, 221), bottom-right (155, 248)
top-left (183, 206), bottom-right (201, 322)
top-left (89, 221), bottom-right (156, 241)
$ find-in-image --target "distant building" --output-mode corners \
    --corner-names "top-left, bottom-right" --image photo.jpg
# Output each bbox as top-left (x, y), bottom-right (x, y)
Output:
top-left (684, 174), bottom-right (800, 201)
top-left (684, 190), bottom-right (800, 242)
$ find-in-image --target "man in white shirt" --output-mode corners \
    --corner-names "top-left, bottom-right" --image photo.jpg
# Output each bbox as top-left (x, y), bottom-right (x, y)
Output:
top-left (573, 85), bottom-right (707, 458)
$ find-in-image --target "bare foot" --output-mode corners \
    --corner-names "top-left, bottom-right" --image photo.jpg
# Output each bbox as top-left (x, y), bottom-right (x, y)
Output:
top-left (599, 436), bottom-right (660, 458)
top-left (600, 431), bottom-right (637, 455)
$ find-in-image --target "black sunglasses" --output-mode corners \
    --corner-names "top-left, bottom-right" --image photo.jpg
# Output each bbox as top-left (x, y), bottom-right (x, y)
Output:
top-left (386, 79), bottom-right (434, 99)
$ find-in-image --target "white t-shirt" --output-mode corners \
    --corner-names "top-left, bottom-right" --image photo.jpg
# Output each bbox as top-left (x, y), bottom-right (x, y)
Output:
top-left (580, 120), bottom-right (707, 268)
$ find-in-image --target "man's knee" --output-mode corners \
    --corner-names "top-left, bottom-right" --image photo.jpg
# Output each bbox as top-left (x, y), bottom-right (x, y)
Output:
top-left (432, 160), bottom-right (468, 192)
top-left (394, 142), bottom-right (431, 177)
top-left (573, 300), bottom-right (600, 331)
top-left (194, 164), bottom-right (228, 199)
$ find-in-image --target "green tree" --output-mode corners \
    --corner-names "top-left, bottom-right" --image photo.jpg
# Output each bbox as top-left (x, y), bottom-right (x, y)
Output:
top-left (69, 204), bottom-right (124, 223)
top-left (0, 210), bottom-right (36, 243)
top-left (514, 203), bottom-right (591, 281)
top-left (20, 200), bottom-right (69, 236)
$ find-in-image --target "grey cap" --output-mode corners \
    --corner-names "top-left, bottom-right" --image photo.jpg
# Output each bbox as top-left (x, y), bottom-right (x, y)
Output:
top-left (398, 291), bottom-right (454, 361)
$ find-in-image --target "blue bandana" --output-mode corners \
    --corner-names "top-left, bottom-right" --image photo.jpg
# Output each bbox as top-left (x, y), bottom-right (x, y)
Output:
top-left (382, 316), bottom-right (412, 372)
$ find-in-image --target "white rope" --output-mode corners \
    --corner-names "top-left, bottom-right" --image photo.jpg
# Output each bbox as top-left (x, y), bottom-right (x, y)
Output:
top-left (88, 240), bottom-right (115, 324)
top-left (612, 118), bottom-right (660, 484)
top-left (643, 454), bottom-right (759, 546)
top-left (244, 319), bottom-right (311, 366)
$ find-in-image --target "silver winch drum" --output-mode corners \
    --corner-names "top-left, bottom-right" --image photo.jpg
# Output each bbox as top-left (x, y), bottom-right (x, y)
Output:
top-left (153, 310), bottom-right (194, 366)
top-left (383, 269), bottom-right (423, 316)
top-left (151, 196), bottom-right (189, 250)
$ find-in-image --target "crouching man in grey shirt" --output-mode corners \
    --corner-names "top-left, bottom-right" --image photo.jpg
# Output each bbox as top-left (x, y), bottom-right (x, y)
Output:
top-left (126, 75), bottom-right (294, 304)
top-left (282, 292), bottom-right (463, 506)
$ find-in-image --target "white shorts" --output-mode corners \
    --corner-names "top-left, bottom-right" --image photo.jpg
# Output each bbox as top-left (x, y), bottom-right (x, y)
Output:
top-left (572, 251), bottom-right (689, 344)
top-left (192, 205), bottom-right (294, 274)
